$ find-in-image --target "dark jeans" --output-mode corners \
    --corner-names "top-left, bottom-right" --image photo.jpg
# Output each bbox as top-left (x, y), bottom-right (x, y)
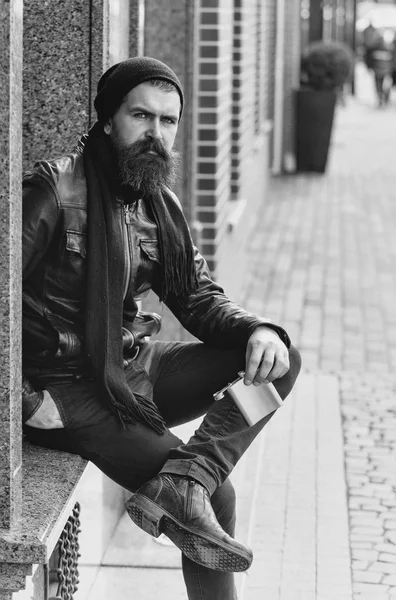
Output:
top-left (24, 341), bottom-right (301, 600)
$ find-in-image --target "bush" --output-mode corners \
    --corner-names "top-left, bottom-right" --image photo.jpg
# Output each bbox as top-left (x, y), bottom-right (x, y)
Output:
top-left (300, 41), bottom-right (354, 91)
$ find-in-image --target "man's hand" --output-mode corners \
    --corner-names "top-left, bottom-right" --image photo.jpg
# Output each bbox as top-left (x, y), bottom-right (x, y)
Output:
top-left (244, 326), bottom-right (290, 385)
top-left (25, 389), bottom-right (64, 429)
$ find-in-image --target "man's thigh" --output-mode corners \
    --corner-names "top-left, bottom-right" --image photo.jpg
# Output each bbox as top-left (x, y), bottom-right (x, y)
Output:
top-left (24, 377), bottom-right (185, 492)
top-left (146, 341), bottom-right (246, 428)
top-left (146, 340), bottom-right (301, 427)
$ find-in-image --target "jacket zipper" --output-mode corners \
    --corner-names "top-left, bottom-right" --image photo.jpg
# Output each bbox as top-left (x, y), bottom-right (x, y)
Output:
top-left (123, 204), bottom-right (132, 300)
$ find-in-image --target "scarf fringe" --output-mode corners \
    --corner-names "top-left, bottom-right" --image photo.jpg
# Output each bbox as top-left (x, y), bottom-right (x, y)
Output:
top-left (160, 243), bottom-right (198, 301)
top-left (111, 391), bottom-right (166, 434)
top-left (147, 191), bottom-right (198, 302)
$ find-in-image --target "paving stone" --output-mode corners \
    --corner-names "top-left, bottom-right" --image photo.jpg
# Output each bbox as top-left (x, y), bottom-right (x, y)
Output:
top-left (350, 497), bottom-right (382, 508)
top-left (370, 561), bottom-right (396, 574)
top-left (378, 553), bottom-right (396, 564)
top-left (351, 527), bottom-right (385, 537)
top-left (374, 489), bottom-right (396, 500)
top-left (351, 542), bottom-right (375, 550)
top-left (387, 534), bottom-right (396, 545)
top-left (351, 510), bottom-right (381, 518)
top-left (354, 596), bottom-right (389, 600)
top-left (353, 571), bottom-right (383, 584)
top-left (369, 483), bottom-right (394, 493)
top-left (361, 501), bottom-right (383, 510)
top-left (352, 549), bottom-right (379, 562)
top-left (350, 516), bottom-right (383, 528)
top-left (348, 488), bottom-right (375, 498)
top-left (354, 584), bottom-right (390, 597)
top-left (350, 533), bottom-right (385, 544)
top-left (376, 544), bottom-right (396, 555)
top-left (370, 476), bottom-right (387, 484)
top-left (352, 560), bottom-right (370, 570)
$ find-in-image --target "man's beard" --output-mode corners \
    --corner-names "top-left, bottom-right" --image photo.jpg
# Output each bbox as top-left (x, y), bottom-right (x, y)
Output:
top-left (111, 133), bottom-right (180, 197)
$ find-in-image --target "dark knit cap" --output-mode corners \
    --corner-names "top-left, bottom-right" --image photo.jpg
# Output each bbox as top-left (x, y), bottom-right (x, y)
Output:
top-left (94, 56), bottom-right (184, 124)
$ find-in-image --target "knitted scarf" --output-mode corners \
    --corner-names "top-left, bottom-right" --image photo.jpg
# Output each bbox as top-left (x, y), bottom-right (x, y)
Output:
top-left (82, 123), bottom-right (198, 433)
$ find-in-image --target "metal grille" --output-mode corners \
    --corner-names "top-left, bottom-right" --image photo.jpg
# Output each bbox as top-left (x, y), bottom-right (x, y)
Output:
top-left (49, 502), bottom-right (81, 600)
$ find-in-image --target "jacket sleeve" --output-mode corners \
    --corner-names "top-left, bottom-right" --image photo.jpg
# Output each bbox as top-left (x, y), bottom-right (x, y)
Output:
top-left (23, 170), bottom-right (59, 280)
top-left (164, 247), bottom-right (291, 350)
top-left (22, 171), bottom-right (59, 423)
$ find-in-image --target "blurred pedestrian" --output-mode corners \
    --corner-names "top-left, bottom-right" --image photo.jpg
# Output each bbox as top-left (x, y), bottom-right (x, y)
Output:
top-left (392, 38), bottom-right (396, 87)
top-left (363, 21), bottom-right (381, 69)
top-left (369, 30), bottom-right (394, 107)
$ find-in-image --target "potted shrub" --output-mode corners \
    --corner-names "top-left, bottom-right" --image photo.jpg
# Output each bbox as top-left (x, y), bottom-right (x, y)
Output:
top-left (296, 40), bottom-right (354, 173)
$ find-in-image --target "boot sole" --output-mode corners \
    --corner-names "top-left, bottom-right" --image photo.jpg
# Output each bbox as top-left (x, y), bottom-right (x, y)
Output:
top-left (126, 493), bottom-right (252, 572)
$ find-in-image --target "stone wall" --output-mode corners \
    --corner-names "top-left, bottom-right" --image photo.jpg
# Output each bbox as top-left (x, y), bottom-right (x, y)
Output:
top-left (0, 0), bottom-right (23, 532)
top-left (22, 1), bottom-right (93, 170)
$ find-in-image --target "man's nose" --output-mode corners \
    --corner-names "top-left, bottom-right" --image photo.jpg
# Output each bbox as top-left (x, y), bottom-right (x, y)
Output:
top-left (146, 119), bottom-right (162, 140)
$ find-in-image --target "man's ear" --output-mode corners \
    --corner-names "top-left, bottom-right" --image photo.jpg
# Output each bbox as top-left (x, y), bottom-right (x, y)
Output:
top-left (104, 119), bottom-right (112, 135)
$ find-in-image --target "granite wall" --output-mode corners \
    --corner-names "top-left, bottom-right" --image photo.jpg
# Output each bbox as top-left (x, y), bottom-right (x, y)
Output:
top-left (22, 0), bottom-right (93, 170)
top-left (0, 0), bottom-right (23, 530)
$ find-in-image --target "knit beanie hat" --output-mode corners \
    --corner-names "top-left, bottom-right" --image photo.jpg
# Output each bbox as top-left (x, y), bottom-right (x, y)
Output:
top-left (94, 56), bottom-right (184, 124)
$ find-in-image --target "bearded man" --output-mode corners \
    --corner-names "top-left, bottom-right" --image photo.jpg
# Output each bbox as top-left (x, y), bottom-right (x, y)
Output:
top-left (22, 57), bottom-right (301, 599)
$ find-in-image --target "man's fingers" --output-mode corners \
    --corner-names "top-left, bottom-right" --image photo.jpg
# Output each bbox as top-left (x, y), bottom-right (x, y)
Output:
top-left (261, 351), bottom-right (290, 383)
top-left (245, 346), bottom-right (290, 385)
top-left (244, 342), bottom-right (265, 383)
top-left (245, 345), bottom-right (276, 384)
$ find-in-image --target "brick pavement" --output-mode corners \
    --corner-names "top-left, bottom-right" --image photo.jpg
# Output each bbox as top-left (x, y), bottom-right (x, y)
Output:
top-left (245, 66), bottom-right (396, 376)
top-left (240, 63), bottom-right (396, 599)
top-left (340, 373), bottom-right (396, 600)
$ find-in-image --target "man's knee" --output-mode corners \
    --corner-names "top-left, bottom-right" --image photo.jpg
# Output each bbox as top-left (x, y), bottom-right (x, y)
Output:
top-left (288, 344), bottom-right (302, 381)
top-left (274, 344), bottom-right (302, 400)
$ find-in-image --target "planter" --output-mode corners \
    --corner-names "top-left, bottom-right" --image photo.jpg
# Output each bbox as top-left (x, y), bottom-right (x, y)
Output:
top-left (295, 88), bottom-right (337, 173)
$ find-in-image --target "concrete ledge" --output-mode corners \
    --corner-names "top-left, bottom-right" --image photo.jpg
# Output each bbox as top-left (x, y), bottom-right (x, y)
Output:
top-left (0, 439), bottom-right (88, 565)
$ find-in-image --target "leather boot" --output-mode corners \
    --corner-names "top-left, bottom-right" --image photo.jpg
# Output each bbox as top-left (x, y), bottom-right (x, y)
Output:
top-left (125, 474), bottom-right (253, 572)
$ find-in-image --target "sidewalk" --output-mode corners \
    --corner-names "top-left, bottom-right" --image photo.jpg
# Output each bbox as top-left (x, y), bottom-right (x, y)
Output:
top-left (241, 63), bottom-right (396, 599)
top-left (76, 64), bottom-right (396, 599)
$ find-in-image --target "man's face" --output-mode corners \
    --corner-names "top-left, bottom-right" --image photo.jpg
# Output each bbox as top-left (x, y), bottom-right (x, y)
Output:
top-left (104, 82), bottom-right (181, 196)
top-left (105, 81), bottom-right (181, 150)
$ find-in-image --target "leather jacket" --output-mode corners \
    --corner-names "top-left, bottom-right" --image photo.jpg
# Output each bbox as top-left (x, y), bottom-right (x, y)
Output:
top-left (22, 148), bottom-right (290, 421)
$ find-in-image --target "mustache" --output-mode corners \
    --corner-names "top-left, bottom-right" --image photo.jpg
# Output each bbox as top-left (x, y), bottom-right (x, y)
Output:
top-left (128, 137), bottom-right (171, 161)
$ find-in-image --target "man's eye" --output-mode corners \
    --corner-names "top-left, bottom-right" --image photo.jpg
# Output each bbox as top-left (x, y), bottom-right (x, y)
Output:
top-left (163, 117), bottom-right (177, 125)
top-left (134, 113), bottom-right (147, 119)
